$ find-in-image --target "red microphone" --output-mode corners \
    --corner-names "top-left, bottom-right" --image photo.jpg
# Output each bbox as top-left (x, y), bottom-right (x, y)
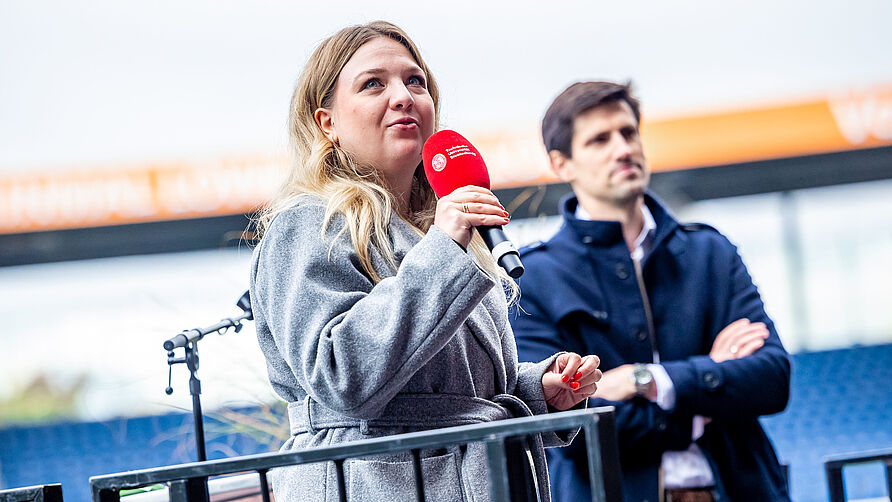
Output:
top-left (423, 130), bottom-right (524, 278)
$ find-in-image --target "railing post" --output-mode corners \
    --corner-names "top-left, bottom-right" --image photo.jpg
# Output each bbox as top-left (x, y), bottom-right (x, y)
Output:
top-left (486, 438), bottom-right (511, 502)
top-left (257, 469), bottom-right (271, 502)
top-left (825, 463), bottom-right (845, 502)
top-left (168, 479), bottom-right (208, 502)
top-left (334, 459), bottom-right (347, 502)
top-left (93, 486), bottom-right (119, 502)
top-left (410, 449), bottom-right (426, 502)
top-left (584, 420), bottom-right (606, 502)
top-left (0, 484), bottom-right (64, 502)
top-left (886, 459), bottom-right (892, 501)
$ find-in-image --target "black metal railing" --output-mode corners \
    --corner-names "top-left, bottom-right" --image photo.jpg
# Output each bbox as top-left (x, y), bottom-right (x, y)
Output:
top-left (824, 447), bottom-right (892, 502)
top-left (90, 406), bottom-right (620, 502)
top-left (0, 484), bottom-right (64, 502)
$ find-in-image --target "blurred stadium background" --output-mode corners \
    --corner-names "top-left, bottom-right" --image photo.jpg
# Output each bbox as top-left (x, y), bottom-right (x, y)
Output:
top-left (2, 1), bottom-right (891, 501)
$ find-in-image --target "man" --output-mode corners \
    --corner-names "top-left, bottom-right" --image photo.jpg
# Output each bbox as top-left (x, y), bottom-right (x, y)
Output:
top-left (511, 81), bottom-right (791, 502)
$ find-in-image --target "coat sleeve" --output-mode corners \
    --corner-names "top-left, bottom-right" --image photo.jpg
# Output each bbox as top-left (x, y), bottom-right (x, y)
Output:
top-left (661, 243), bottom-right (791, 419)
top-left (252, 203), bottom-right (495, 419)
top-left (503, 328), bottom-right (583, 448)
top-left (511, 288), bottom-right (694, 455)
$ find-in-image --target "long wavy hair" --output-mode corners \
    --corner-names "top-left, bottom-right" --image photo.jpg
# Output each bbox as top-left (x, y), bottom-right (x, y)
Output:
top-left (256, 21), bottom-right (516, 297)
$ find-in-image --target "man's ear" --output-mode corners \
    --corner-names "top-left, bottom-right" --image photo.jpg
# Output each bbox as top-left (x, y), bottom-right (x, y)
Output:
top-left (548, 150), bottom-right (575, 183)
top-left (314, 107), bottom-right (338, 143)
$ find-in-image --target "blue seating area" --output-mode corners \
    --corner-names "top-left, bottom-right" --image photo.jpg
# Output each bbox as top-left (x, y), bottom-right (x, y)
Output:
top-left (0, 409), bottom-right (279, 502)
top-left (760, 342), bottom-right (892, 501)
top-left (2, 343), bottom-right (891, 502)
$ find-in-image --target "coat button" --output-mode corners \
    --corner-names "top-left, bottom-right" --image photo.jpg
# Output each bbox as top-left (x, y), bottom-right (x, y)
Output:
top-left (656, 418), bottom-right (668, 431)
top-left (592, 310), bottom-right (608, 320)
top-left (703, 371), bottom-right (721, 389)
top-left (615, 263), bottom-right (629, 279)
top-left (635, 330), bottom-right (648, 342)
top-left (582, 236), bottom-right (594, 244)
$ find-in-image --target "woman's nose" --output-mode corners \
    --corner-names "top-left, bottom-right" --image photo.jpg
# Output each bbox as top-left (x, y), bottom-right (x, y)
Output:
top-left (390, 84), bottom-right (415, 110)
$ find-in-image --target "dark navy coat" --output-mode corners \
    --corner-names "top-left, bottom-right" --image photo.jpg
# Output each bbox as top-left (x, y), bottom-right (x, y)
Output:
top-left (511, 193), bottom-right (791, 502)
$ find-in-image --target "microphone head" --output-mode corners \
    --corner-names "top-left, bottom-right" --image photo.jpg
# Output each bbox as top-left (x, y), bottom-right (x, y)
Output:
top-left (422, 130), bottom-right (490, 197)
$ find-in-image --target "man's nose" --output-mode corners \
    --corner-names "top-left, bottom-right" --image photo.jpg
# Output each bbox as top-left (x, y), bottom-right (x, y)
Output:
top-left (614, 135), bottom-right (634, 158)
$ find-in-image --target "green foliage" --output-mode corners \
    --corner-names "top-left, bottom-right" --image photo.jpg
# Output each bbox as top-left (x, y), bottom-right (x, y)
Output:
top-left (0, 373), bottom-right (88, 425)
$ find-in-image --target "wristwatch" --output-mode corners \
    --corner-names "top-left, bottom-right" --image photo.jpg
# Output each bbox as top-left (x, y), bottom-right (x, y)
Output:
top-left (632, 363), bottom-right (653, 397)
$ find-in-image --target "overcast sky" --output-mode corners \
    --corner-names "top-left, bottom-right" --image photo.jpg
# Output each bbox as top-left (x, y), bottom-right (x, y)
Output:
top-left (2, 0), bottom-right (891, 170)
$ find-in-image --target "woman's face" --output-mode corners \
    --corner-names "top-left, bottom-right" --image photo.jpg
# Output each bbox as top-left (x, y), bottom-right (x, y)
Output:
top-left (316, 37), bottom-right (435, 185)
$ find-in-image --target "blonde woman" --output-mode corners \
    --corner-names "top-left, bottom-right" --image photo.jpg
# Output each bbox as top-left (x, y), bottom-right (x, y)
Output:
top-left (250, 21), bottom-right (601, 502)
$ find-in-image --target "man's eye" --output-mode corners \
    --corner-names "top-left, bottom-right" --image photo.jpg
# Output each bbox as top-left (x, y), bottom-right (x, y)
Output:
top-left (407, 75), bottom-right (426, 87)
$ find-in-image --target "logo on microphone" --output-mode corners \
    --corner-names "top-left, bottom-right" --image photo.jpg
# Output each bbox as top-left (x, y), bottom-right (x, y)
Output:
top-left (431, 153), bottom-right (447, 172)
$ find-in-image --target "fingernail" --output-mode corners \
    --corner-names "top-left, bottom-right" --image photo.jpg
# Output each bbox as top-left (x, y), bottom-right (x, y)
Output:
top-left (570, 381), bottom-right (579, 389)
top-left (573, 389), bottom-right (580, 393)
top-left (574, 371), bottom-right (582, 380)
top-left (502, 218), bottom-right (510, 224)
top-left (561, 374), bottom-right (569, 382)
top-left (501, 210), bottom-right (509, 217)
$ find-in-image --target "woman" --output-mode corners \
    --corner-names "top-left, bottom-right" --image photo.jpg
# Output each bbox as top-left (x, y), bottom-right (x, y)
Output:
top-left (250, 21), bottom-right (601, 502)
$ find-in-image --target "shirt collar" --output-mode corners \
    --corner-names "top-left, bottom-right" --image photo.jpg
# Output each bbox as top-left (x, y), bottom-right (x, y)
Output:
top-left (574, 202), bottom-right (656, 260)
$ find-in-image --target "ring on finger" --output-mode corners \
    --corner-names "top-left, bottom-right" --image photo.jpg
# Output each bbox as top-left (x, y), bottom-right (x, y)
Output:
top-left (730, 345), bottom-right (739, 355)
top-left (462, 203), bottom-right (470, 213)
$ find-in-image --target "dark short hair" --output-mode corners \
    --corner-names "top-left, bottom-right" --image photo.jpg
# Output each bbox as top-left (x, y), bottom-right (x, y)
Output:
top-left (541, 81), bottom-right (641, 157)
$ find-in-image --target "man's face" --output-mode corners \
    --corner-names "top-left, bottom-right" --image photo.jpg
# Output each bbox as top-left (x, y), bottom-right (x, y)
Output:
top-left (550, 100), bottom-right (649, 207)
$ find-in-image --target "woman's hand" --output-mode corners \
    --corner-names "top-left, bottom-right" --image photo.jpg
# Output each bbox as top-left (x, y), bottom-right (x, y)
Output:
top-left (542, 353), bottom-right (601, 411)
top-left (434, 186), bottom-right (510, 250)
top-left (709, 318), bottom-right (769, 363)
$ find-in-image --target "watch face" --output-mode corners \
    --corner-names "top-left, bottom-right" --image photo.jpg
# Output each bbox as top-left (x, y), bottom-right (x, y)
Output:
top-left (634, 365), bottom-right (653, 385)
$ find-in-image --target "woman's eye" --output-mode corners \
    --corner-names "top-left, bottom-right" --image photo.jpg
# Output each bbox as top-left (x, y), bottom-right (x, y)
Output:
top-left (362, 79), bottom-right (381, 90)
top-left (407, 75), bottom-right (426, 87)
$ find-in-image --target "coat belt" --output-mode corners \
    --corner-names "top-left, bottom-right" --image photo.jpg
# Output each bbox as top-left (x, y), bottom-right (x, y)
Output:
top-left (288, 393), bottom-right (532, 436)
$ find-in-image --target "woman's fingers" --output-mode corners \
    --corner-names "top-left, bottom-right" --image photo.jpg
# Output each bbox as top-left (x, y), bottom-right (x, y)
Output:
top-left (434, 186), bottom-right (509, 248)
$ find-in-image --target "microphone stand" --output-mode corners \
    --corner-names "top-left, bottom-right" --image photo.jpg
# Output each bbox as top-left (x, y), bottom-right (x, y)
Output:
top-left (163, 290), bottom-right (253, 462)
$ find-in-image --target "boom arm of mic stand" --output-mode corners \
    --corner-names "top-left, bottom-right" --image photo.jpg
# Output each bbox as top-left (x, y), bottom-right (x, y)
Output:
top-left (162, 311), bottom-right (253, 351)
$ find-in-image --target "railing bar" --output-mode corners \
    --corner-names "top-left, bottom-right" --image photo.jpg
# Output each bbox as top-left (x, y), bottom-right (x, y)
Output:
top-left (89, 408), bottom-right (610, 489)
top-left (485, 439), bottom-right (511, 502)
top-left (410, 449), bottom-right (426, 502)
top-left (257, 469), bottom-right (271, 502)
top-left (584, 420), bottom-right (606, 502)
top-left (334, 459), bottom-right (347, 502)
top-left (90, 407), bottom-right (620, 502)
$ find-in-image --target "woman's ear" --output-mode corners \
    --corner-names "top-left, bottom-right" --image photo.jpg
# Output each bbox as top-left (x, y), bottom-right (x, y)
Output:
top-left (314, 107), bottom-right (338, 144)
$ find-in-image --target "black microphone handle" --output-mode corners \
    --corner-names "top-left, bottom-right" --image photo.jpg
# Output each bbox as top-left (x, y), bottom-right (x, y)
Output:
top-left (478, 226), bottom-right (524, 278)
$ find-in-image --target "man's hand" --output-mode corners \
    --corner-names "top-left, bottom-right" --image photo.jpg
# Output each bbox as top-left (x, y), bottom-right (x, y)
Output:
top-left (591, 364), bottom-right (656, 402)
top-left (709, 318), bottom-right (769, 363)
top-left (542, 353), bottom-right (601, 411)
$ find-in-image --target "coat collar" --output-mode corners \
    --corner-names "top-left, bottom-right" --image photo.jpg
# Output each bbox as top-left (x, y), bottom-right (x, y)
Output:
top-left (557, 192), bottom-right (685, 257)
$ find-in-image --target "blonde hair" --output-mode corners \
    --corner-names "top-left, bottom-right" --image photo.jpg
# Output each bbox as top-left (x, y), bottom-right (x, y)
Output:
top-left (257, 20), bottom-right (517, 299)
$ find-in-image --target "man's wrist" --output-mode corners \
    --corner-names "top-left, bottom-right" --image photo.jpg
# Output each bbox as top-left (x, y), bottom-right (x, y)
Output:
top-left (632, 363), bottom-right (655, 399)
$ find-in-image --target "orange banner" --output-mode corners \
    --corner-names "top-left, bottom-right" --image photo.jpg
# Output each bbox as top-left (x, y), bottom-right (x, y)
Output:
top-left (0, 157), bottom-right (286, 234)
top-left (2, 85), bottom-right (891, 234)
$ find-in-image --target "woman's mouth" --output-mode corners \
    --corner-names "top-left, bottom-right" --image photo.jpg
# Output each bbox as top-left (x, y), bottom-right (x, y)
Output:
top-left (389, 117), bottom-right (419, 129)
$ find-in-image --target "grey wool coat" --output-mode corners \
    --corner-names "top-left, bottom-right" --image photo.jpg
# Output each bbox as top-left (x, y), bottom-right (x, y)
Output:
top-left (250, 196), bottom-right (577, 502)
